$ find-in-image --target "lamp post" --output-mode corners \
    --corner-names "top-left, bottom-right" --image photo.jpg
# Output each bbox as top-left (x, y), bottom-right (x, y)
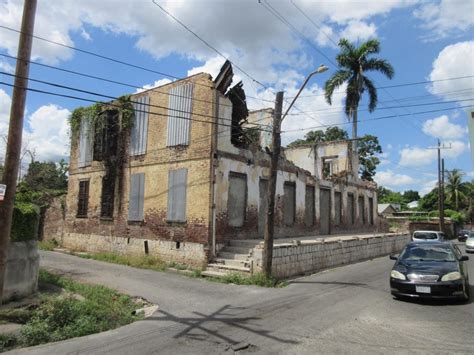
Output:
top-left (262, 64), bottom-right (329, 278)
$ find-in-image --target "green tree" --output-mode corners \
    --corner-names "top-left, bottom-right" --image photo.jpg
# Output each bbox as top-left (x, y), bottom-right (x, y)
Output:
top-left (403, 190), bottom-right (420, 202)
top-left (357, 134), bottom-right (381, 181)
top-left (23, 161), bottom-right (68, 192)
top-left (324, 38), bottom-right (394, 168)
top-left (445, 169), bottom-right (466, 210)
top-left (287, 126), bottom-right (348, 148)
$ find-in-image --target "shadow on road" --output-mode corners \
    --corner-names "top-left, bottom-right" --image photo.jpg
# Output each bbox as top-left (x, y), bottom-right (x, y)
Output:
top-left (144, 305), bottom-right (299, 347)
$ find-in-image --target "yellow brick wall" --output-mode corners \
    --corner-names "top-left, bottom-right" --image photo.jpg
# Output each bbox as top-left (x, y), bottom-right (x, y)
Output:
top-left (65, 73), bottom-right (216, 256)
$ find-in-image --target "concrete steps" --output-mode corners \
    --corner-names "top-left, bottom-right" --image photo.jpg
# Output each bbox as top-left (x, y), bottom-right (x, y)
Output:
top-left (202, 241), bottom-right (257, 278)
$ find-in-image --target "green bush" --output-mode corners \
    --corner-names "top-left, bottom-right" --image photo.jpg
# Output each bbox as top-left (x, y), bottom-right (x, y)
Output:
top-left (11, 202), bottom-right (40, 242)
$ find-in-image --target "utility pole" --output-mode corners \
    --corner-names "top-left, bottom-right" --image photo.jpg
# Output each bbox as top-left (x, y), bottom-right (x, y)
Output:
top-left (441, 158), bottom-right (445, 232)
top-left (262, 64), bottom-right (328, 278)
top-left (263, 91), bottom-right (284, 278)
top-left (0, 0), bottom-right (37, 304)
top-left (437, 139), bottom-right (443, 232)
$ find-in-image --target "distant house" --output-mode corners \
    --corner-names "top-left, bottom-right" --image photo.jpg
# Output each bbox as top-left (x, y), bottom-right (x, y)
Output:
top-left (407, 201), bottom-right (419, 209)
top-left (378, 203), bottom-right (399, 216)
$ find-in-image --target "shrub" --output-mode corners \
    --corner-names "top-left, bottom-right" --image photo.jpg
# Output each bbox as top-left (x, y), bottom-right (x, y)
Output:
top-left (11, 202), bottom-right (40, 242)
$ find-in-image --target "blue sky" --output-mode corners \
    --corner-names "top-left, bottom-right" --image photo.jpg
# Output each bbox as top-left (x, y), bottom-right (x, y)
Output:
top-left (0, 0), bottom-right (473, 195)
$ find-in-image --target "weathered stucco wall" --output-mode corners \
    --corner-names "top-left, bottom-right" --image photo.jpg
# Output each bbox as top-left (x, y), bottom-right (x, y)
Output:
top-left (252, 233), bottom-right (409, 278)
top-left (3, 241), bottom-right (39, 302)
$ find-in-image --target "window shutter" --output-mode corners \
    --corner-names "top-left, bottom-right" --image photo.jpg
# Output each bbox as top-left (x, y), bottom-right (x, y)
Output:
top-left (78, 119), bottom-right (92, 167)
top-left (128, 173), bottom-right (145, 221)
top-left (130, 96), bottom-right (149, 156)
top-left (167, 84), bottom-right (194, 146)
top-left (167, 168), bottom-right (187, 221)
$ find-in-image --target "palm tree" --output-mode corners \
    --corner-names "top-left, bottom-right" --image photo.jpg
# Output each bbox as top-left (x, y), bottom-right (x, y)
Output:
top-left (324, 38), bottom-right (394, 175)
top-left (445, 169), bottom-right (466, 210)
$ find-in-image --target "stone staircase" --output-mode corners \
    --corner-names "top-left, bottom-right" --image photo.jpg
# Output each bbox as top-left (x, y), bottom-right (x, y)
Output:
top-left (202, 240), bottom-right (262, 278)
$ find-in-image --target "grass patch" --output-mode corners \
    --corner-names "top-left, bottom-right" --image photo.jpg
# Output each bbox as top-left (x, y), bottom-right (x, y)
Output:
top-left (0, 270), bottom-right (143, 351)
top-left (207, 272), bottom-right (287, 288)
top-left (38, 239), bottom-right (59, 251)
top-left (77, 252), bottom-right (168, 272)
top-left (66, 251), bottom-right (284, 288)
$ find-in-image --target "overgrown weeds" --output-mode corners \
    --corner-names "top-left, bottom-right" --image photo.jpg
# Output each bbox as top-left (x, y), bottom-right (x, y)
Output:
top-left (78, 252), bottom-right (168, 271)
top-left (207, 272), bottom-right (287, 288)
top-left (0, 270), bottom-right (143, 351)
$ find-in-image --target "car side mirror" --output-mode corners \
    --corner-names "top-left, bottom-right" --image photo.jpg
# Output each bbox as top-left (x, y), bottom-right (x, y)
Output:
top-left (389, 255), bottom-right (398, 260)
top-left (460, 256), bottom-right (469, 261)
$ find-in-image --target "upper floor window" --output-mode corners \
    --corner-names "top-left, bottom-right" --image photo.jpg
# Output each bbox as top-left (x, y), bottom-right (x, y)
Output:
top-left (167, 83), bottom-right (194, 147)
top-left (130, 95), bottom-right (150, 156)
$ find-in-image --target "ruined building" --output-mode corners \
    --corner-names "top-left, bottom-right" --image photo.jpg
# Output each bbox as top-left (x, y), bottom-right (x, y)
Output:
top-left (58, 61), bottom-right (379, 268)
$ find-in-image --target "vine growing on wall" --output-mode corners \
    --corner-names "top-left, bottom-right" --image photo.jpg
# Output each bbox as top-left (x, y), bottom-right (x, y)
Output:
top-left (69, 95), bottom-right (135, 216)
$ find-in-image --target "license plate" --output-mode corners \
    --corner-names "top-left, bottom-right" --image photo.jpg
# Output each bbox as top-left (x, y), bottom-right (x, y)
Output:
top-left (416, 286), bottom-right (431, 294)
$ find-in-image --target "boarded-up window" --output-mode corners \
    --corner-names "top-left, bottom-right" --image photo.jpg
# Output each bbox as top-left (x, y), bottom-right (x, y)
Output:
top-left (130, 96), bottom-right (149, 156)
top-left (304, 185), bottom-right (315, 226)
top-left (228, 173), bottom-right (247, 227)
top-left (167, 168), bottom-right (187, 222)
top-left (128, 173), bottom-right (145, 221)
top-left (335, 191), bottom-right (342, 225)
top-left (77, 180), bottom-right (89, 217)
top-left (358, 195), bottom-right (365, 224)
top-left (347, 193), bottom-right (355, 225)
top-left (78, 119), bottom-right (92, 168)
top-left (284, 182), bottom-right (296, 226)
top-left (368, 197), bottom-right (374, 225)
top-left (100, 175), bottom-right (115, 219)
top-left (167, 83), bottom-right (194, 146)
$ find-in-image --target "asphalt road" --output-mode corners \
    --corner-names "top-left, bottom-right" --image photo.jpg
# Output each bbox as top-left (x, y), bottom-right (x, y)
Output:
top-left (13, 244), bottom-right (474, 354)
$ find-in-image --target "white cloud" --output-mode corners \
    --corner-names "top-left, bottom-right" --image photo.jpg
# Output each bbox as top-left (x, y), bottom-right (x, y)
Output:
top-left (135, 78), bottom-right (173, 94)
top-left (0, 58), bottom-right (14, 73)
top-left (314, 25), bottom-right (336, 47)
top-left (419, 179), bottom-right (438, 196)
top-left (428, 41), bottom-right (474, 102)
top-left (399, 140), bottom-right (467, 166)
top-left (422, 115), bottom-right (466, 139)
top-left (24, 104), bottom-right (71, 161)
top-left (374, 170), bottom-right (416, 187)
top-left (413, 0), bottom-right (474, 41)
top-left (340, 21), bottom-right (377, 43)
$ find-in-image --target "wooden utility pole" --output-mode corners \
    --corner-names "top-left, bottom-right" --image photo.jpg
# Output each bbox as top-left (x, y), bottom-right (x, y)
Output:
top-left (263, 91), bottom-right (284, 278)
top-left (441, 158), bottom-right (445, 230)
top-left (0, 0), bottom-right (37, 304)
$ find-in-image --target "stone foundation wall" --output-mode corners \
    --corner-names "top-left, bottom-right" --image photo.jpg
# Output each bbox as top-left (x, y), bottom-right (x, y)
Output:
top-left (58, 232), bottom-right (209, 268)
top-left (3, 241), bottom-right (39, 302)
top-left (252, 233), bottom-right (410, 278)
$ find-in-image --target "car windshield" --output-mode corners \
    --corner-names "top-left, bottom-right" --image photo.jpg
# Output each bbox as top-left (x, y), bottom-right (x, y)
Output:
top-left (413, 232), bottom-right (438, 240)
top-left (399, 245), bottom-right (456, 262)
top-left (469, 232), bottom-right (474, 239)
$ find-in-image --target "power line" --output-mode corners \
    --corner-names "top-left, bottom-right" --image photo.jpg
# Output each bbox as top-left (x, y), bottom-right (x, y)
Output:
top-left (287, 76), bottom-right (474, 99)
top-left (285, 88), bottom-right (474, 115)
top-left (0, 81), bottom-right (271, 132)
top-left (285, 98), bottom-right (474, 116)
top-left (282, 104), bottom-right (474, 133)
top-left (151, 0), bottom-right (269, 90)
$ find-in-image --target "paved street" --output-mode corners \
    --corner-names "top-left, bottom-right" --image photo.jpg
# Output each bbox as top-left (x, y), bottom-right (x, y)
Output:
top-left (14, 245), bottom-right (474, 354)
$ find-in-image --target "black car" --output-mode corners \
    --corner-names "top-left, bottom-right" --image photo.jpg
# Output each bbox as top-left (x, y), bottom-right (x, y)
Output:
top-left (458, 229), bottom-right (470, 242)
top-left (390, 241), bottom-right (470, 301)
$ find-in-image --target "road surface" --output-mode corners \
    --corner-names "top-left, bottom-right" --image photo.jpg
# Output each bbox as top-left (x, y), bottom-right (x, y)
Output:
top-left (13, 244), bottom-right (474, 354)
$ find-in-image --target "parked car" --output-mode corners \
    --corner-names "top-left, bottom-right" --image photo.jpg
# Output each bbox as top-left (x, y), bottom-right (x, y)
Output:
top-left (411, 230), bottom-right (446, 242)
top-left (458, 229), bottom-right (470, 242)
top-left (390, 241), bottom-right (470, 301)
top-left (466, 232), bottom-right (474, 253)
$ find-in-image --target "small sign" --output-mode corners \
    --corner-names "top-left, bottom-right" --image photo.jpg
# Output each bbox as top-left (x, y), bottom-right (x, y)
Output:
top-left (0, 184), bottom-right (6, 201)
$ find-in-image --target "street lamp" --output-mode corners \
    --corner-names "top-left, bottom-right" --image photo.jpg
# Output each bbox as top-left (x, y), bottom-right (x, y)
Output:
top-left (281, 64), bottom-right (329, 122)
top-left (262, 64), bottom-right (328, 278)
